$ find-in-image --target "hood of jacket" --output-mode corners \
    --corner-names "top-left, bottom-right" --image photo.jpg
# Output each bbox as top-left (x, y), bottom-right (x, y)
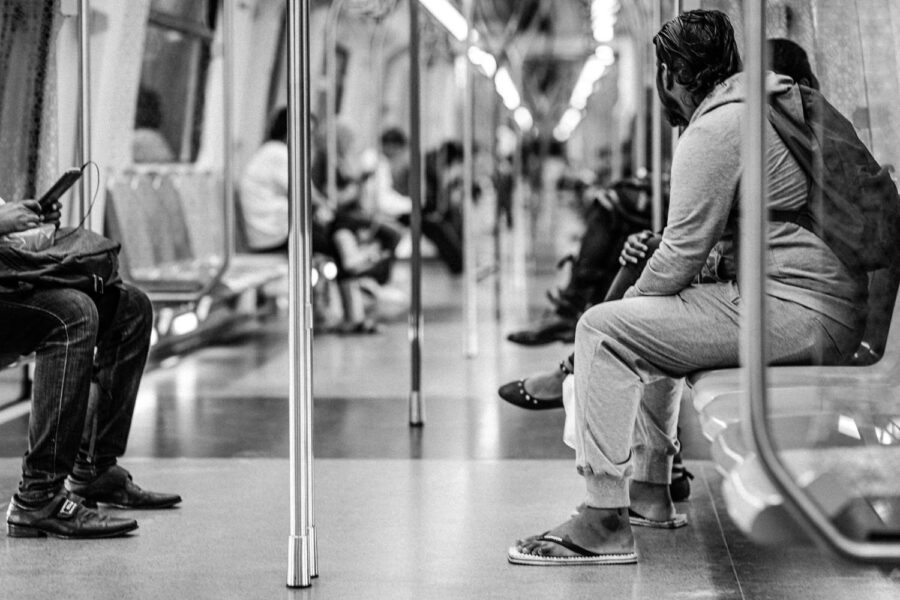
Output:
top-left (689, 71), bottom-right (801, 125)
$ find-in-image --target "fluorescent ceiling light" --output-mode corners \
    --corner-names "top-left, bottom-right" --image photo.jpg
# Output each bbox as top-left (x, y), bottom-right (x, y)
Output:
top-left (419, 0), bottom-right (468, 42)
top-left (494, 66), bottom-right (520, 110)
top-left (513, 106), bottom-right (533, 131)
top-left (554, 107), bottom-right (584, 142)
top-left (591, 0), bottom-right (619, 43)
top-left (468, 46), bottom-right (496, 77)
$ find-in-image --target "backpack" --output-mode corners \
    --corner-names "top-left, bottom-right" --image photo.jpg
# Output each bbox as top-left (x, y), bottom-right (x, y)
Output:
top-left (768, 84), bottom-right (900, 272)
top-left (0, 226), bottom-right (121, 295)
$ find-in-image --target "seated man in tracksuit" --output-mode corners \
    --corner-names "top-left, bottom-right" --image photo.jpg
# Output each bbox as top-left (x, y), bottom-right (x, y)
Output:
top-left (508, 10), bottom-right (866, 565)
top-left (0, 198), bottom-right (180, 539)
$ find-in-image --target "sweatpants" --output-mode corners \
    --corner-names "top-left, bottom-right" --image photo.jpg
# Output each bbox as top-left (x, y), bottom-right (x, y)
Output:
top-left (573, 280), bottom-right (861, 507)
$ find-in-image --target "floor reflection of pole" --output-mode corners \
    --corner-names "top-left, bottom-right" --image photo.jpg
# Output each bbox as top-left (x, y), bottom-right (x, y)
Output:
top-left (286, 0), bottom-right (315, 589)
top-left (408, 0), bottom-right (424, 427)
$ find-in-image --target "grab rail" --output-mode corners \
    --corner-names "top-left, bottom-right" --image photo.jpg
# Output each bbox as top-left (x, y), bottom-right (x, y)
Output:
top-left (741, 0), bottom-right (900, 566)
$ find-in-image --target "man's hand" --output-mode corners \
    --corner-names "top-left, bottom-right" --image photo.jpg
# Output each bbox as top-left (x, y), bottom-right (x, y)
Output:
top-left (0, 200), bottom-right (43, 236)
top-left (619, 229), bottom-right (654, 266)
top-left (42, 201), bottom-right (62, 227)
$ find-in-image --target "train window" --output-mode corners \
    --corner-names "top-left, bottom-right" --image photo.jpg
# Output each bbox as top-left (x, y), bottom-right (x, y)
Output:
top-left (134, 0), bottom-right (218, 163)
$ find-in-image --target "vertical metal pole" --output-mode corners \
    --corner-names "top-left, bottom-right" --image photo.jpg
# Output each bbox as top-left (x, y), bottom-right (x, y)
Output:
top-left (222, 0), bottom-right (235, 267)
top-left (408, 0), bottom-right (425, 427)
top-left (286, 0), bottom-right (315, 588)
top-left (78, 0), bottom-right (92, 226)
top-left (326, 0), bottom-right (346, 210)
top-left (462, 0), bottom-right (478, 357)
top-left (650, 0), bottom-right (663, 233)
top-left (739, 0), bottom-right (769, 453)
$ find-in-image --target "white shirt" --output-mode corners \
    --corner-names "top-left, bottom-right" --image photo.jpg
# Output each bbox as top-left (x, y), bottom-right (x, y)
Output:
top-left (239, 141), bottom-right (289, 250)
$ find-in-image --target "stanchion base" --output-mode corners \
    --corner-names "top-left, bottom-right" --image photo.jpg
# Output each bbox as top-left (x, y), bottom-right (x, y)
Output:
top-left (308, 525), bottom-right (319, 578)
top-left (409, 390), bottom-right (425, 426)
top-left (287, 534), bottom-right (312, 588)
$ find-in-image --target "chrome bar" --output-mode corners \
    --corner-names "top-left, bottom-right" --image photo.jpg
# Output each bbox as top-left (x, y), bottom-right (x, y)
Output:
top-left (222, 0), bottom-right (235, 274)
top-left (78, 0), bottom-right (92, 226)
top-left (742, 0), bottom-right (900, 565)
top-left (286, 0), bottom-right (315, 588)
top-left (325, 0), bottom-right (346, 211)
top-left (462, 0), bottom-right (478, 357)
top-left (650, 0), bottom-right (663, 233)
top-left (408, 0), bottom-right (424, 426)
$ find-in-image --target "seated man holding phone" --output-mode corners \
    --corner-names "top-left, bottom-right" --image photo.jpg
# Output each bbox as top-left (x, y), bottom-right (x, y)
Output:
top-left (0, 171), bottom-right (181, 539)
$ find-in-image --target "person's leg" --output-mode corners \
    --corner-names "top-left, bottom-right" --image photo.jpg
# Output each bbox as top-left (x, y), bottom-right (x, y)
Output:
top-left (66, 284), bottom-right (182, 508)
top-left (0, 289), bottom-right (99, 504)
top-left (0, 288), bottom-right (138, 537)
top-left (511, 284), bottom-right (742, 562)
top-left (72, 284), bottom-right (150, 478)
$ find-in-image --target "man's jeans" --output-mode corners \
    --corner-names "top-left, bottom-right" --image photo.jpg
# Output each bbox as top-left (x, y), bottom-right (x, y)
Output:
top-left (0, 283), bottom-right (152, 504)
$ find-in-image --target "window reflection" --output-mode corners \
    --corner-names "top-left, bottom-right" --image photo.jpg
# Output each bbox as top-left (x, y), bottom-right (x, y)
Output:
top-left (134, 0), bottom-right (216, 163)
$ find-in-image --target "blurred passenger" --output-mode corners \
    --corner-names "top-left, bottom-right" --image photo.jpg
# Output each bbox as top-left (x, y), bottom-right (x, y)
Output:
top-left (311, 120), bottom-right (402, 285)
top-left (133, 86), bottom-right (176, 163)
top-left (508, 10), bottom-right (867, 566)
top-left (1, 199), bottom-right (181, 539)
top-left (506, 177), bottom-right (658, 346)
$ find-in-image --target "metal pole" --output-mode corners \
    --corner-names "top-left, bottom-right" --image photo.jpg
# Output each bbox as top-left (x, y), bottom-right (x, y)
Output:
top-left (408, 0), bottom-right (425, 426)
top-left (223, 0), bottom-right (236, 266)
top-left (326, 0), bottom-right (346, 211)
top-left (462, 0), bottom-right (478, 357)
top-left (78, 0), bottom-right (92, 226)
top-left (650, 0), bottom-right (663, 233)
top-left (286, 0), bottom-right (315, 588)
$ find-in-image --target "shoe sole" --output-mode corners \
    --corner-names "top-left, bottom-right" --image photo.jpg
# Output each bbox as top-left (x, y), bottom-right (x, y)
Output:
top-left (7, 521), bottom-right (139, 539)
top-left (83, 499), bottom-right (182, 510)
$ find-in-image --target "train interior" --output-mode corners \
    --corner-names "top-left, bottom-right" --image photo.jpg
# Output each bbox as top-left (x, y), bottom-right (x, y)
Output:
top-left (0, 0), bottom-right (899, 597)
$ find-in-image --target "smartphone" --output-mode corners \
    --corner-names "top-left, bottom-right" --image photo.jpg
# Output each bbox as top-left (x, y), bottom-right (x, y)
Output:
top-left (38, 166), bottom-right (85, 212)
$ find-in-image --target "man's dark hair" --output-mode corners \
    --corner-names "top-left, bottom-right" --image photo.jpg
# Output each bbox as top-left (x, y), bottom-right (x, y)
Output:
top-left (653, 9), bottom-right (742, 103)
top-left (767, 38), bottom-right (820, 90)
top-left (266, 107), bottom-right (288, 142)
top-left (381, 127), bottom-right (408, 147)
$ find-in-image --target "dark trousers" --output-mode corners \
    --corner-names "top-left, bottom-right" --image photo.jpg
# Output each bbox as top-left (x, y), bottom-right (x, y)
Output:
top-left (0, 283), bottom-right (152, 503)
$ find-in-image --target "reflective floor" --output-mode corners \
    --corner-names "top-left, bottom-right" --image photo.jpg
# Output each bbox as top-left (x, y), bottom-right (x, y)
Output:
top-left (0, 216), bottom-right (898, 598)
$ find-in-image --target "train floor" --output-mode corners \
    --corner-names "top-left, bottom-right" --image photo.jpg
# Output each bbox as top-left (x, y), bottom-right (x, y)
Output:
top-left (0, 235), bottom-right (898, 598)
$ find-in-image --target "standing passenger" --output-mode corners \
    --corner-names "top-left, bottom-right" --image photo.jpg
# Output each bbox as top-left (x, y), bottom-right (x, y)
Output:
top-left (508, 10), bottom-right (867, 565)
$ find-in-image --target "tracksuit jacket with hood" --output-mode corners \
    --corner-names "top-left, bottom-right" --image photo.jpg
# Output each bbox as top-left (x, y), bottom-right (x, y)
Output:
top-left (628, 71), bottom-right (868, 334)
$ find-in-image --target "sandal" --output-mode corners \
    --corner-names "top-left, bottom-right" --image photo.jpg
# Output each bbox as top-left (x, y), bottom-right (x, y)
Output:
top-left (507, 532), bottom-right (638, 566)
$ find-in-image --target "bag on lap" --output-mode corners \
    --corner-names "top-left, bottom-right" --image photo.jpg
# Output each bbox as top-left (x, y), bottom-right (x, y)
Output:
top-left (0, 226), bottom-right (121, 295)
top-left (768, 84), bottom-right (900, 271)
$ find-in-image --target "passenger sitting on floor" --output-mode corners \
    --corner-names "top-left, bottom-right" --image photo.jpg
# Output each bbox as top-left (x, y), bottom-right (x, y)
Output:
top-left (508, 10), bottom-right (867, 566)
top-left (0, 200), bottom-right (181, 540)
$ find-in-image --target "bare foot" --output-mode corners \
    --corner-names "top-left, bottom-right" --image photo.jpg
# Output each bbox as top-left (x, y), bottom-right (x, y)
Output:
top-left (513, 507), bottom-right (635, 559)
top-left (523, 367), bottom-right (567, 400)
top-left (629, 481), bottom-right (677, 522)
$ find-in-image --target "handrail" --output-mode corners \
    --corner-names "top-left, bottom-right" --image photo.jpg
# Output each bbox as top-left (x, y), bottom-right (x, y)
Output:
top-left (408, 0), bottom-right (425, 426)
top-left (462, 0), bottom-right (478, 358)
top-left (78, 0), bottom-right (92, 227)
top-left (742, 0), bottom-right (900, 566)
top-left (286, 0), bottom-right (316, 588)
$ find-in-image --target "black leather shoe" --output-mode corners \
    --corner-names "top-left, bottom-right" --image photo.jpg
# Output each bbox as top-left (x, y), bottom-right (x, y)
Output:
top-left (498, 379), bottom-right (563, 410)
top-left (66, 465), bottom-right (182, 509)
top-left (506, 317), bottom-right (576, 346)
top-left (6, 491), bottom-right (138, 538)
